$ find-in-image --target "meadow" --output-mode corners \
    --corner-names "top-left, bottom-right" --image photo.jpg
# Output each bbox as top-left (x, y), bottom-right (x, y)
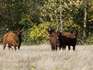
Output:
top-left (0, 44), bottom-right (93, 70)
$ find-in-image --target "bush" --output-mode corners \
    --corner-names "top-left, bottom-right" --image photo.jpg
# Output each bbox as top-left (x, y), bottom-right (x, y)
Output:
top-left (23, 20), bottom-right (86, 45)
top-left (86, 34), bottom-right (93, 44)
top-left (63, 19), bottom-right (81, 32)
top-left (25, 21), bottom-right (58, 44)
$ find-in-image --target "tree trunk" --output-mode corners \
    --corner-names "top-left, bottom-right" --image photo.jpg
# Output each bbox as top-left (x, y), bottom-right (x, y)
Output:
top-left (83, 0), bottom-right (87, 42)
top-left (59, 0), bottom-right (63, 32)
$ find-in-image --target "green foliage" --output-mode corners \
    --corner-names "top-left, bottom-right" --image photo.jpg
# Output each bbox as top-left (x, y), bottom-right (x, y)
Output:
top-left (64, 19), bottom-right (81, 32)
top-left (23, 20), bottom-right (83, 44)
top-left (19, 16), bottom-right (32, 30)
top-left (86, 34), bottom-right (93, 44)
top-left (24, 22), bottom-right (57, 44)
top-left (0, 0), bottom-right (93, 44)
top-left (0, 0), bottom-right (29, 30)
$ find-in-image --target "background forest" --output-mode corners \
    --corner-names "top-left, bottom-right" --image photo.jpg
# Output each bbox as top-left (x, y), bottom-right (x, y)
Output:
top-left (0, 0), bottom-right (93, 44)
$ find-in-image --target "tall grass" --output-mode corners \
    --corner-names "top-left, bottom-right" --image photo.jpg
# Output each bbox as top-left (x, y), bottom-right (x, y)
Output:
top-left (0, 44), bottom-right (93, 70)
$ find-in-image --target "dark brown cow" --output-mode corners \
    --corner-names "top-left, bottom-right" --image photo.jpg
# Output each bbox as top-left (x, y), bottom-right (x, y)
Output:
top-left (57, 31), bottom-right (78, 51)
top-left (15, 29), bottom-right (22, 50)
top-left (3, 29), bottom-right (22, 50)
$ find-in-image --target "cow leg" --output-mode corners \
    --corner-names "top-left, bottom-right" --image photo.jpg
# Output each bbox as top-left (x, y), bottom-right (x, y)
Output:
top-left (3, 44), bottom-right (6, 50)
top-left (18, 37), bottom-right (22, 50)
top-left (58, 44), bottom-right (62, 50)
top-left (51, 45), bottom-right (56, 51)
top-left (8, 45), bottom-right (11, 50)
top-left (68, 46), bottom-right (71, 50)
top-left (59, 46), bottom-right (61, 50)
top-left (14, 45), bottom-right (17, 51)
top-left (55, 46), bottom-right (57, 51)
top-left (18, 46), bottom-right (20, 50)
top-left (73, 46), bottom-right (75, 51)
top-left (18, 42), bottom-right (21, 50)
top-left (62, 45), bottom-right (66, 50)
top-left (14, 47), bottom-right (17, 51)
top-left (51, 46), bottom-right (55, 50)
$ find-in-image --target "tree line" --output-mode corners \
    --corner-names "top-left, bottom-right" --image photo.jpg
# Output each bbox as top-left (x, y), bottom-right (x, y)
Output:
top-left (0, 0), bottom-right (93, 44)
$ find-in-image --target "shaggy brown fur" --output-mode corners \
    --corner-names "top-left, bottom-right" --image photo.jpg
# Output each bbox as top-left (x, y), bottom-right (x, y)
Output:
top-left (57, 31), bottom-right (78, 51)
top-left (3, 32), bottom-right (18, 50)
top-left (47, 27), bottom-right (60, 51)
top-left (47, 27), bottom-right (78, 51)
top-left (3, 30), bottom-right (22, 50)
top-left (48, 32), bottom-right (59, 50)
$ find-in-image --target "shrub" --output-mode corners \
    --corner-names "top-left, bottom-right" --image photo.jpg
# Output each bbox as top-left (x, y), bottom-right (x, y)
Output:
top-left (23, 20), bottom-right (85, 45)
top-left (25, 22), bottom-right (58, 44)
top-left (86, 34), bottom-right (93, 44)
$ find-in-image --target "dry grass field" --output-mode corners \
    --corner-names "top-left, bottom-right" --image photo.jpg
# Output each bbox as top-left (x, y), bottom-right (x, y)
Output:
top-left (0, 44), bottom-right (93, 70)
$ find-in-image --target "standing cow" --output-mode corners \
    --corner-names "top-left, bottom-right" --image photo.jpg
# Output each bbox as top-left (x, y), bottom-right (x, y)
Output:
top-left (3, 29), bottom-right (22, 50)
top-left (15, 29), bottom-right (22, 50)
top-left (48, 27), bottom-right (60, 51)
top-left (57, 31), bottom-right (78, 51)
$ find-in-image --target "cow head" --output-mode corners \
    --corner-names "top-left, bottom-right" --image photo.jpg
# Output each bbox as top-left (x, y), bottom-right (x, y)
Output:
top-left (47, 27), bottom-right (55, 34)
top-left (71, 31), bottom-right (78, 37)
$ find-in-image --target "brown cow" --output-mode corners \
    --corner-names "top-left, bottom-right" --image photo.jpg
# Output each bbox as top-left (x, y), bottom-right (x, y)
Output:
top-left (48, 32), bottom-right (60, 50)
top-left (48, 27), bottom-right (59, 51)
top-left (57, 31), bottom-right (78, 51)
top-left (3, 29), bottom-right (22, 50)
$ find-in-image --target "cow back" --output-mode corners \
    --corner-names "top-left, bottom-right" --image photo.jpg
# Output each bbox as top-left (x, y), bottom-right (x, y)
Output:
top-left (3, 32), bottom-right (18, 45)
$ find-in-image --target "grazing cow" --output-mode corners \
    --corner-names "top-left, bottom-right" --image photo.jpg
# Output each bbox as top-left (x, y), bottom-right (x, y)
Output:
top-left (48, 27), bottom-right (59, 51)
top-left (3, 29), bottom-right (22, 50)
top-left (57, 31), bottom-right (78, 51)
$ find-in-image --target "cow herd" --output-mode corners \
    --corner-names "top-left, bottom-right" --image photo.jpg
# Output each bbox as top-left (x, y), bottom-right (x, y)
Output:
top-left (1, 27), bottom-right (78, 51)
top-left (48, 27), bottom-right (78, 51)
